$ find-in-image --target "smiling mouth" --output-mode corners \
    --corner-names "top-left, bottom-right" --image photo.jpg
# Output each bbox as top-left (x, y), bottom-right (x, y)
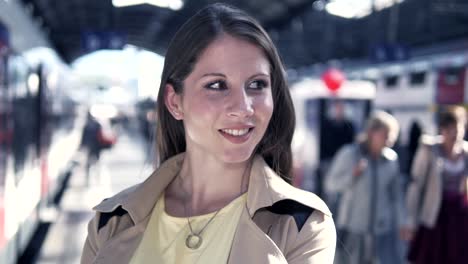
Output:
top-left (219, 127), bottom-right (254, 136)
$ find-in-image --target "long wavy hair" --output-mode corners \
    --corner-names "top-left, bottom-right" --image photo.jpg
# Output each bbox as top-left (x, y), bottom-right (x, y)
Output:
top-left (156, 3), bottom-right (295, 183)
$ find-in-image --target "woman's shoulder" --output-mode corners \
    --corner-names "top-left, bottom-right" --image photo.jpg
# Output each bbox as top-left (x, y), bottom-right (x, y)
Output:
top-left (420, 134), bottom-right (443, 147)
top-left (264, 186), bottom-right (333, 235)
top-left (92, 183), bottom-right (142, 213)
top-left (273, 181), bottom-right (332, 217)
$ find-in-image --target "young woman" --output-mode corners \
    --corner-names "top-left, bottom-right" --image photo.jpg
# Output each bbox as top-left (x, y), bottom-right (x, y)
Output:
top-left (325, 111), bottom-right (405, 264)
top-left (81, 3), bottom-right (335, 264)
top-left (404, 106), bottom-right (468, 263)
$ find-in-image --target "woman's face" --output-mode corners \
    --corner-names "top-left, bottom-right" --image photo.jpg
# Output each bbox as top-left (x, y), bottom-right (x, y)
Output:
top-left (368, 127), bottom-right (389, 154)
top-left (166, 34), bottom-right (274, 164)
top-left (441, 123), bottom-right (465, 145)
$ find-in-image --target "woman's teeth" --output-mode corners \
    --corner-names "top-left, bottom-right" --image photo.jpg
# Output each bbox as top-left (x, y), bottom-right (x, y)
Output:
top-left (221, 128), bottom-right (250, 136)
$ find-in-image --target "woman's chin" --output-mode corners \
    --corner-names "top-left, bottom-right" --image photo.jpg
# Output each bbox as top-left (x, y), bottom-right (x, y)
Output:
top-left (221, 149), bottom-right (256, 164)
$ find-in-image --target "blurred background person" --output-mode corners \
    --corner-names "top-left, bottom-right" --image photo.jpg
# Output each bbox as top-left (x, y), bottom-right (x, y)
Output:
top-left (406, 121), bottom-right (422, 177)
top-left (320, 100), bottom-right (356, 213)
top-left (320, 100), bottom-right (356, 164)
top-left (136, 98), bottom-right (158, 143)
top-left (325, 111), bottom-right (405, 264)
top-left (80, 110), bottom-right (116, 186)
top-left (80, 111), bottom-right (102, 186)
top-left (404, 106), bottom-right (468, 264)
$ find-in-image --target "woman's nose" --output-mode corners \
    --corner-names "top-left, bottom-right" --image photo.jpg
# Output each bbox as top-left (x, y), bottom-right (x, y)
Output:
top-left (226, 88), bottom-right (254, 118)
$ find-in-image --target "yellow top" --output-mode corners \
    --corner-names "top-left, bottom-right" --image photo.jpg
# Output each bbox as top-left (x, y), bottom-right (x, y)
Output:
top-left (130, 193), bottom-right (247, 264)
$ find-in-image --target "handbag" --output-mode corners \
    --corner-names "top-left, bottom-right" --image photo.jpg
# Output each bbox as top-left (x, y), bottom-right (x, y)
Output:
top-left (97, 128), bottom-right (117, 149)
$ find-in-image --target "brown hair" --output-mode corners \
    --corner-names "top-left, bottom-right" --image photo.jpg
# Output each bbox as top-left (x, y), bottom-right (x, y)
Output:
top-left (438, 105), bottom-right (467, 129)
top-left (155, 3), bottom-right (295, 183)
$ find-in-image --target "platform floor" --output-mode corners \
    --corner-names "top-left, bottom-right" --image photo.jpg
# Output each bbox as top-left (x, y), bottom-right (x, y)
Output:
top-left (36, 127), bottom-right (155, 264)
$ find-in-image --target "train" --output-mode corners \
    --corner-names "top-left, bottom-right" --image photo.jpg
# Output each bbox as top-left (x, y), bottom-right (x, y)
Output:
top-left (290, 76), bottom-right (376, 196)
top-left (348, 49), bottom-right (468, 143)
top-left (346, 48), bottom-right (468, 172)
top-left (0, 20), bottom-right (82, 264)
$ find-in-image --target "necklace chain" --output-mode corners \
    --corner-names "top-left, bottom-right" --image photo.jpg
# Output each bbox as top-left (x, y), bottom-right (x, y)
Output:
top-left (184, 201), bottom-right (220, 238)
top-left (178, 161), bottom-right (251, 249)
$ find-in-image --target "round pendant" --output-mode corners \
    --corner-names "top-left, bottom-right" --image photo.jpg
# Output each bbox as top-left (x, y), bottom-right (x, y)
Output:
top-left (186, 234), bottom-right (203, 249)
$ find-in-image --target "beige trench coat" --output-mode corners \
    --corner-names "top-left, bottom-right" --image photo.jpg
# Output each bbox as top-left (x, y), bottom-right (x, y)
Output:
top-left (81, 154), bottom-right (336, 263)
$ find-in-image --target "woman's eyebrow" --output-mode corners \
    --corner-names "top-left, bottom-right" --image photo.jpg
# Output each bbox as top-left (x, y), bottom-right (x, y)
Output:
top-left (199, 72), bottom-right (270, 80)
top-left (248, 73), bottom-right (270, 79)
top-left (201, 72), bottom-right (226, 78)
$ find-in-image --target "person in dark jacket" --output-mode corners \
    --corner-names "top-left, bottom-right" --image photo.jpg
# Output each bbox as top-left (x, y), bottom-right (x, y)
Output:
top-left (80, 111), bottom-right (104, 186)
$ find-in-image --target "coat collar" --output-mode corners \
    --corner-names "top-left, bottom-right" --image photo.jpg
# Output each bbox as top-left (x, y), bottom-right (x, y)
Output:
top-left (93, 153), bottom-right (331, 224)
top-left (246, 154), bottom-right (331, 217)
top-left (420, 135), bottom-right (468, 154)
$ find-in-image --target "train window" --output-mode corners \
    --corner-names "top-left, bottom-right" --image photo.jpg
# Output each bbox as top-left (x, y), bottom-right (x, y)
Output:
top-left (385, 75), bottom-right (399, 88)
top-left (443, 67), bottom-right (464, 86)
top-left (409, 71), bottom-right (426, 86)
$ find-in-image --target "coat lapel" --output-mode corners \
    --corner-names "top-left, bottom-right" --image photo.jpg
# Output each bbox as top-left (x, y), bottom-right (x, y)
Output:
top-left (228, 207), bottom-right (288, 264)
top-left (246, 156), bottom-right (331, 217)
top-left (93, 218), bottom-right (149, 264)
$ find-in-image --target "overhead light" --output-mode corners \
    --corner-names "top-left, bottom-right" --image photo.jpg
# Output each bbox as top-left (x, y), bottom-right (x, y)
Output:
top-left (325, 0), bottom-right (404, 19)
top-left (112, 0), bottom-right (183, 10)
top-left (113, 0), bottom-right (145, 7)
top-left (325, 1), bottom-right (371, 19)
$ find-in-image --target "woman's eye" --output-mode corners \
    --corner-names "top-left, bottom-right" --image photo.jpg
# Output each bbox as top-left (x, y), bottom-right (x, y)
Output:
top-left (248, 80), bottom-right (268, 90)
top-left (205, 80), bottom-right (227, 90)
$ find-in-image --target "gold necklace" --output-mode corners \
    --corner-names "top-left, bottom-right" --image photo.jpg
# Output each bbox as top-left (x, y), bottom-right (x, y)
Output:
top-left (179, 161), bottom-right (250, 250)
top-left (183, 203), bottom-right (220, 249)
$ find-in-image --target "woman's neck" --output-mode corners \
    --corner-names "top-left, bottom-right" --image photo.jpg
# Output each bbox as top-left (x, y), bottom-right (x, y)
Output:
top-left (170, 152), bottom-right (251, 216)
top-left (442, 140), bottom-right (463, 160)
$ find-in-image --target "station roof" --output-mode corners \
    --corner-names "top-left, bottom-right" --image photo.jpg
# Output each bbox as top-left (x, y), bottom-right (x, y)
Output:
top-left (20, 0), bottom-right (468, 67)
top-left (20, 0), bottom-right (317, 62)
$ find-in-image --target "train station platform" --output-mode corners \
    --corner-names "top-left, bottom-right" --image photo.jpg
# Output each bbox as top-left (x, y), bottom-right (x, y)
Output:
top-left (34, 126), bottom-right (155, 264)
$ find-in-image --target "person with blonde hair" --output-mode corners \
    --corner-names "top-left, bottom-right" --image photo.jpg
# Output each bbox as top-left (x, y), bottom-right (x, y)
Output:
top-left (325, 110), bottom-right (405, 264)
top-left (403, 106), bottom-right (468, 263)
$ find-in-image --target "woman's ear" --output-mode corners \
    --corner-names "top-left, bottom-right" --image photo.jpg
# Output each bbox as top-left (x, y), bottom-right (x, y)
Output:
top-left (164, 84), bottom-right (184, 120)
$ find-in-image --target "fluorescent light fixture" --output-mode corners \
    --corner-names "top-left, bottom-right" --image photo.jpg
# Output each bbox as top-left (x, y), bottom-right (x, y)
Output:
top-left (112, 0), bottom-right (183, 10)
top-left (325, 0), bottom-right (404, 19)
top-left (326, 0), bottom-right (371, 18)
top-left (113, 0), bottom-right (146, 7)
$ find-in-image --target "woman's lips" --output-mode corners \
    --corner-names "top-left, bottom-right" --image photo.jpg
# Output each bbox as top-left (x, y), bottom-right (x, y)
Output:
top-left (219, 127), bottom-right (254, 144)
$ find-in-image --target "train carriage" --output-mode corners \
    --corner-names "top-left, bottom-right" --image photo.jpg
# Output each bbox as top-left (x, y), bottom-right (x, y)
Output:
top-left (290, 76), bottom-right (376, 197)
top-left (0, 21), bottom-right (81, 264)
top-left (347, 50), bottom-right (468, 173)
